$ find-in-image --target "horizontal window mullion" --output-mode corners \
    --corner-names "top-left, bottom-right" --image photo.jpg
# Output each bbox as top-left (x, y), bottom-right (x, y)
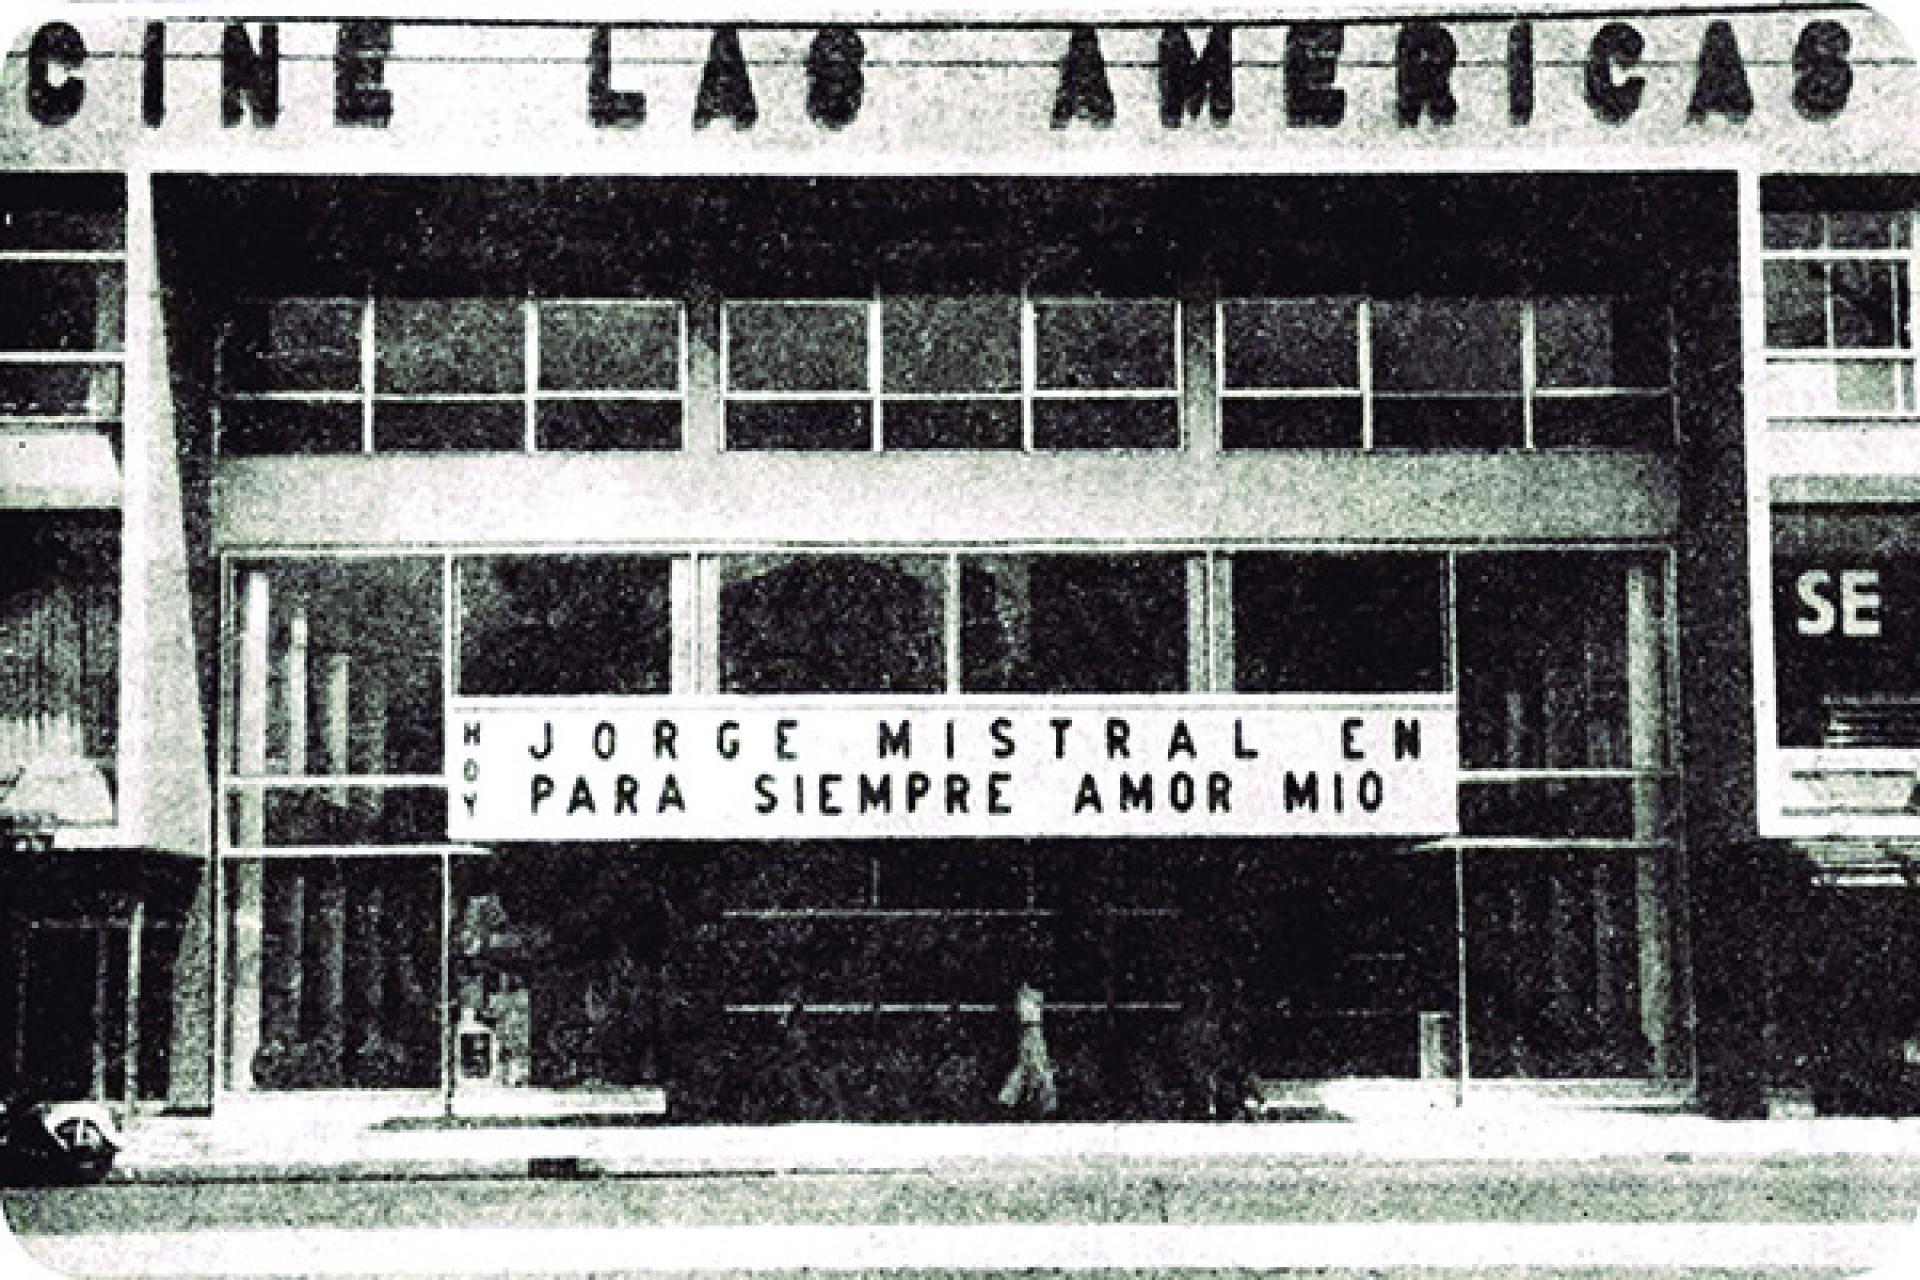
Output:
top-left (1531, 387), bottom-right (1673, 398)
top-left (1761, 248), bottom-right (1915, 261)
top-left (534, 390), bottom-right (683, 402)
top-left (222, 390), bottom-right (361, 402)
top-left (0, 351), bottom-right (122, 364)
top-left (0, 414), bottom-right (119, 425)
top-left (881, 392), bottom-right (1022, 403)
top-left (1221, 388), bottom-right (1361, 399)
top-left (1766, 349), bottom-right (1916, 360)
top-left (1031, 388), bottom-right (1178, 399)
top-left (223, 774), bottom-right (446, 789)
top-left (373, 392), bottom-right (523, 403)
top-left (1459, 768), bottom-right (1677, 783)
top-left (0, 249), bottom-right (123, 263)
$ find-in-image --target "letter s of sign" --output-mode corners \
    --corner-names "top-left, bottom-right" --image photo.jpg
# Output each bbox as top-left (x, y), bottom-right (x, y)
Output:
top-left (27, 23), bottom-right (86, 127)
top-left (807, 26), bottom-right (864, 128)
top-left (1793, 20), bottom-right (1852, 120)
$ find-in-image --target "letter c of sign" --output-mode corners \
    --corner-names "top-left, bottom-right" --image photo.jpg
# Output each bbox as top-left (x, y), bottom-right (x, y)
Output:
top-left (28, 23), bottom-right (87, 126)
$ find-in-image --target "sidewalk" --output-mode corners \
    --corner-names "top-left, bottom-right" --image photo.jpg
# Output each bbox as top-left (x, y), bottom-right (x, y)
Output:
top-left (109, 1093), bottom-right (1920, 1183)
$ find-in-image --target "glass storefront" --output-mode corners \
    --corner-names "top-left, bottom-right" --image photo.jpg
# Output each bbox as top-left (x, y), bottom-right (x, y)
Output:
top-left (217, 543), bottom-right (1685, 1109)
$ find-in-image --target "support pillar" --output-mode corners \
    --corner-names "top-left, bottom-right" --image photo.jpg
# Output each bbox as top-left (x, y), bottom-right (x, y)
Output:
top-left (228, 569), bottom-right (271, 1091)
top-left (1628, 560), bottom-right (1674, 1076)
top-left (261, 607), bottom-right (307, 1053)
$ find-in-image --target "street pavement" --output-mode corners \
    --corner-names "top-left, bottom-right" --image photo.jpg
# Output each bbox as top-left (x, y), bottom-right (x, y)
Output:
top-left (7, 1108), bottom-right (1920, 1276)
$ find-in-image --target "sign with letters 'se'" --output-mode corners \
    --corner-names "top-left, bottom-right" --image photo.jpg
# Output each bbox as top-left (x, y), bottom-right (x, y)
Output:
top-left (447, 696), bottom-right (1458, 841)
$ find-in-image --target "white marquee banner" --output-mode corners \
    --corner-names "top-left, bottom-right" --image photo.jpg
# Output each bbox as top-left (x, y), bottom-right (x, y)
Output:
top-left (447, 696), bottom-right (1458, 841)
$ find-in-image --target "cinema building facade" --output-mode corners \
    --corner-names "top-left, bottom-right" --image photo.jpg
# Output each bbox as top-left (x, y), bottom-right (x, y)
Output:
top-left (0, 4), bottom-right (1915, 1122)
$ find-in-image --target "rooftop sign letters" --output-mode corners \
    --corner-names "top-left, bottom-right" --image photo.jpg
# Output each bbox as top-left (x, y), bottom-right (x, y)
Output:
top-left (14, 17), bottom-right (1862, 132)
top-left (447, 698), bottom-right (1460, 841)
top-left (4, 11), bottom-right (1915, 170)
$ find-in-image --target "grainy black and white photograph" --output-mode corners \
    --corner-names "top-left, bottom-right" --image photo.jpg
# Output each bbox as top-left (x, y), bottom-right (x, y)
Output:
top-left (1, 0), bottom-right (1919, 1274)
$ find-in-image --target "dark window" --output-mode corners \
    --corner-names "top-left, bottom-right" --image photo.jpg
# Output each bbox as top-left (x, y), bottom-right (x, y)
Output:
top-left (459, 556), bottom-right (672, 696)
top-left (1456, 553), bottom-right (1638, 770)
top-left (1221, 299), bottom-right (1358, 390)
top-left (1032, 301), bottom-right (1179, 450)
top-left (225, 300), bottom-right (360, 393)
top-left (537, 302), bottom-right (679, 392)
top-left (883, 297), bottom-right (1019, 395)
top-left (720, 555), bottom-right (944, 694)
top-left (0, 262), bottom-right (122, 353)
top-left (961, 554), bottom-right (1187, 693)
top-left (1372, 300), bottom-right (1523, 449)
top-left (227, 557), bottom-right (444, 777)
top-left (375, 300), bottom-right (523, 395)
top-left (726, 302), bottom-right (867, 393)
top-left (726, 302), bottom-right (870, 450)
top-left (1232, 554), bottom-right (1446, 693)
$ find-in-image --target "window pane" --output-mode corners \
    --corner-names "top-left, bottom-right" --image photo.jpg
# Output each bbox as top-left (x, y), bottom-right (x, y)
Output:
top-left (1221, 398), bottom-right (1362, 449)
top-left (226, 857), bottom-right (441, 1090)
top-left (229, 787), bottom-right (448, 847)
top-left (1835, 361), bottom-right (1910, 413)
top-left (536, 401), bottom-right (681, 451)
top-left (0, 204), bottom-right (121, 252)
top-left (1372, 397), bottom-right (1519, 449)
top-left (1832, 262), bottom-right (1908, 350)
top-left (1233, 554), bottom-right (1446, 693)
top-left (1459, 779), bottom-right (1635, 839)
top-left (1532, 396), bottom-right (1672, 449)
top-left (459, 556), bottom-right (670, 696)
top-left (1830, 211), bottom-right (1908, 250)
top-left (1763, 212), bottom-right (1821, 250)
top-left (727, 401), bottom-right (870, 450)
top-left (720, 555), bottom-right (944, 694)
top-left (883, 401), bottom-right (1021, 450)
top-left (0, 262), bottom-right (121, 352)
top-left (221, 402), bottom-right (362, 455)
top-left (883, 297), bottom-right (1019, 394)
top-left (1765, 262), bottom-right (1828, 349)
top-left (1033, 301), bottom-right (1176, 390)
top-left (1221, 299), bottom-right (1359, 389)
top-left (1031, 399), bottom-right (1179, 449)
top-left (1457, 554), bottom-right (1637, 770)
top-left (0, 514), bottom-right (118, 812)
top-left (1537, 299), bottom-right (1668, 389)
top-left (0, 364), bottom-right (119, 417)
top-left (1373, 300), bottom-right (1521, 392)
top-left (1465, 853), bottom-right (1675, 1078)
top-left (227, 557), bottom-right (443, 777)
top-left (226, 300), bottom-right (361, 393)
top-left (962, 555), bottom-right (1187, 694)
top-left (727, 303), bottom-right (868, 393)
top-left (374, 401), bottom-right (523, 452)
top-left (539, 302), bottom-right (679, 391)
top-left (376, 300), bottom-right (524, 394)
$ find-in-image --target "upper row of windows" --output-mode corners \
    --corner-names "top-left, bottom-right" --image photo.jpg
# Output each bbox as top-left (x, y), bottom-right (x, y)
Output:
top-left (216, 294), bottom-right (1676, 455)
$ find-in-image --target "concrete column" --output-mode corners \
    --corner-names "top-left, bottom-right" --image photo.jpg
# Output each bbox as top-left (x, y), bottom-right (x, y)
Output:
top-left (1185, 557), bottom-right (1210, 693)
top-left (670, 557), bottom-right (697, 695)
top-left (350, 885), bottom-right (387, 1075)
top-left (352, 669), bottom-right (387, 819)
top-left (261, 609), bottom-right (307, 1048)
top-left (1208, 555), bottom-right (1234, 694)
top-left (124, 898), bottom-right (144, 1109)
top-left (321, 654), bottom-right (351, 800)
top-left (1627, 560), bottom-right (1674, 1076)
top-left (684, 277), bottom-right (723, 455)
top-left (308, 864), bottom-right (347, 1084)
top-left (124, 172), bottom-right (217, 1108)
top-left (1179, 268), bottom-right (1217, 457)
top-left (228, 569), bottom-right (271, 1091)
